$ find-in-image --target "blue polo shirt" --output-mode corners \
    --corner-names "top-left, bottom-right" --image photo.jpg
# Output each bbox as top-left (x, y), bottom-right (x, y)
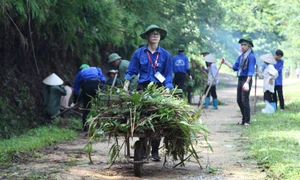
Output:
top-left (274, 59), bottom-right (284, 86)
top-left (125, 45), bottom-right (174, 89)
top-left (172, 53), bottom-right (190, 74)
top-left (232, 52), bottom-right (256, 77)
top-left (73, 67), bottom-right (106, 94)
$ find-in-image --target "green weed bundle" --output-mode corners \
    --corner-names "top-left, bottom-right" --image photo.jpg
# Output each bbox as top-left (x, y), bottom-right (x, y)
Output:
top-left (85, 83), bottom-right (209, 168)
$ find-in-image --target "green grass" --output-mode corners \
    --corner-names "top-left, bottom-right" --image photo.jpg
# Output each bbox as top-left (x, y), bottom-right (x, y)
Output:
top-left (0, 125), bottom-right (78, 166)
top-left (243, 79), bottom-right (300, 179)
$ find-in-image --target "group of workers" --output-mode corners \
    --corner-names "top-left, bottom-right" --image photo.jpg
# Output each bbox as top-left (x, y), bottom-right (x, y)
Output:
top-left (222, 38), bottom-right (285, 126)
top-left (41, 24), bottom-right (285, 161)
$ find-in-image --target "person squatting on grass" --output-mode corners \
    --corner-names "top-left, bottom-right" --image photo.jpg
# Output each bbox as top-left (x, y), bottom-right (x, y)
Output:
top-left (123, 24), bottom-right (173, 161)
top-left (256, 53), bottom-right (278, 113)
top-left (261, 50), bottom-right (285, 110)
top-left (221, 37), bottom-right (256, 126)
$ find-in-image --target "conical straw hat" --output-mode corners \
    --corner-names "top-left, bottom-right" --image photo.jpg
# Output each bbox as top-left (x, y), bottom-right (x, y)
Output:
top-left (43, 73), bottom-right (64, 86)
top-left (260, 53), bottom-right (276, 64)
top-left (203, 53), bottom-right (216, 63)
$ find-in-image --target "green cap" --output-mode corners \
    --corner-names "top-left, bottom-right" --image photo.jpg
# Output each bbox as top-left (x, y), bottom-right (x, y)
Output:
top-left (238, 36), bottom-right (254, 47)
top-left (178, 44), bottom-right (185, 51)
top-left (79, 64), bottom-right (90, 70)
top-left (140, 24), bottom-right (167, 40)
top-left (108, 53), bottom-right (121, 63)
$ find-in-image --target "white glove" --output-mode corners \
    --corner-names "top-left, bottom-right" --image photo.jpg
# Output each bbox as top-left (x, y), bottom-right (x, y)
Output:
top-left (189, 75), bottom-right (192, 80)
top-left (165, 88), bottom-right (170, 94)
top-left (70, 103), bottom-right (75, 108)
top-left (242, 82), bottom-right (249, 92)
top-left (123, 80), bottom-right (130, 92)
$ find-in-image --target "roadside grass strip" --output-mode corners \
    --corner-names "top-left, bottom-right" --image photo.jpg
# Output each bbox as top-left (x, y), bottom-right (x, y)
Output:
top-left (244, 80), bottom-right (300, 180)
top-left (0, 126), bottom-right (78, 165)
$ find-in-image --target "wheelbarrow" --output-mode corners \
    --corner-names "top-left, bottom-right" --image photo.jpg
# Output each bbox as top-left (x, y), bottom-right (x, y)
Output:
top-left (121, 130), bottom-right (162, 177)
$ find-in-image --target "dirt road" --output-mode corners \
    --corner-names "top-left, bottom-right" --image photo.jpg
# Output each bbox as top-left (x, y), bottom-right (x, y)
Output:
top-left (1, 73), bottom-right (266, 180)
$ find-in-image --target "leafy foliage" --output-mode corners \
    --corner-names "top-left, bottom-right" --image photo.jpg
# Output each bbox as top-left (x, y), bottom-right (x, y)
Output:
top-left (0, 0), bottom-right (299, 138)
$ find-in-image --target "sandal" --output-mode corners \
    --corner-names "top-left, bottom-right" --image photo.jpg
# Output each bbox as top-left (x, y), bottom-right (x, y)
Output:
top-left (243, 123), bottom-right (250, 126)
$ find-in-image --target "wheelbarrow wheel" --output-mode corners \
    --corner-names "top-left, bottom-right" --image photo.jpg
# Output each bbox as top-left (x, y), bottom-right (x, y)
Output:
top-left (134, 140), bottom-right (143, 177)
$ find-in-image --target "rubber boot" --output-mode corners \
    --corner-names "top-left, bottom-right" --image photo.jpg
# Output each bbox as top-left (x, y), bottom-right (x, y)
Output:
top-left (211, 98), bottom-right (218, 109)
top-left (203, 97), bottom-right (210, 108)
top-left (270, 102), bottom-right (276, 112)
top-left (151, 139), bottom-right (161, 161)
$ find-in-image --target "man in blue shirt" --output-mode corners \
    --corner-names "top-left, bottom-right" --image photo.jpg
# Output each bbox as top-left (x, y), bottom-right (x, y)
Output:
top-left (172, 44), bottom-right (191, 91)
top-left (274, 49), bottom-right (285, 110)
top-left (124, 24), bottom-right (173, 161)
top-left (222, 37), bottom-right (256, 126)
top-left (124, 25), bottom-right (173, 93)
top-left (73, 64), bottom-right (106, 132)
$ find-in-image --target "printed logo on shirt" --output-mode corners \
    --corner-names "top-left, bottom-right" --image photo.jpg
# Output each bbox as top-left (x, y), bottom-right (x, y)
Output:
top-left (175, 59), bottom-right (185, 66)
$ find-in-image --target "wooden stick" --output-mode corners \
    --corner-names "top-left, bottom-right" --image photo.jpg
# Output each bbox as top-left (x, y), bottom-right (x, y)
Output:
top-left (51, 101), bottom-right (82, 119)
top-left (254, 64), bottom-right (258, 113)
top-left (110, 73), bottom-right (118, 94)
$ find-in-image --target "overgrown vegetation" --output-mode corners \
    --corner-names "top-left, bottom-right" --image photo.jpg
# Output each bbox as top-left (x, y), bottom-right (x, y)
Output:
top-left (1, 0), bottom-right (300, 138)
top-left (243, 80), bottom-right (300, 179)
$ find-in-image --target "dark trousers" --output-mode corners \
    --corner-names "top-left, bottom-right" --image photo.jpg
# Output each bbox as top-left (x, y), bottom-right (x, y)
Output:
top-left (264, 91), bottom-right (275, 103)
top-left (237, 77), bottom-right (252, 124)
top-left (81, 80), bottom-right (103, 131)
top-left (274, 85), bottom-right (284, 109)
top-left (174, 72), bottom-right (186, 90)
top-left (137, 81), bottom-right (161, 155)
top-left (204, 85), bottom-right (217, 98)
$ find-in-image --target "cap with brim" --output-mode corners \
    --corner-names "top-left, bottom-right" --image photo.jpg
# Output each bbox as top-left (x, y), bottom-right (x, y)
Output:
top-left (203, 53), bottom-right (216, 63)
top-left (260, 53), bottom-right (276, 64)
top-left (140, 24), bottom-right (167, 40)
top-left (238, 37), bottom-right (254, 47)
top-left (107, 69), bottom-right (117, 76)
top-left (108, 53), bottom-right (122, 63)
top-left (178, 44), bottom-right (185, 51)
top-left (43, 73), bottom-right (64, 86)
